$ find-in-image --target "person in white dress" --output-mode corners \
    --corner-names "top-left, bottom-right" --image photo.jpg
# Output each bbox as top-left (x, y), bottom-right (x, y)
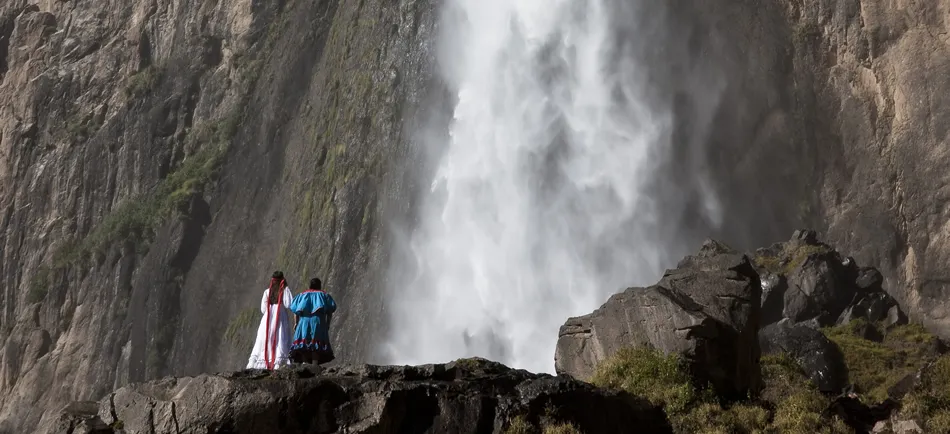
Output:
top-left (246, 271), bottom-right (295, 370)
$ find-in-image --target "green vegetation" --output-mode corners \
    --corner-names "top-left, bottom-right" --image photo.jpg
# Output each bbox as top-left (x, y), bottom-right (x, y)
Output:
top-left (27, 266), bottom-right (51, 303)
top-left (225, 308), bottom-right (260, 345)
top-left (822, 320), bottom-right (939, 403)
top-left (453, 357), bottom-right (482, 371)
top-left (504, 416), bottom-right (533, 434)
top-left (591, 346), bottom-right (699, 414)
top-left (899, 354), bottom-right (950, 432)
top-left (124, 66), bottom-right (163, 98)
top-left (503, 416), bottom-right (583, 434)
top-left (753, 243), bottom-right (832, 275)
top-left (590, 347), bottom-right (850, 433)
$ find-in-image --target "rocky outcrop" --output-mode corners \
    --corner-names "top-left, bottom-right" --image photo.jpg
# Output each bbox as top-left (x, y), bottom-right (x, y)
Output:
top-left (45, 360), bottom-right (672, 434)
top-left (0, 0), bottom-right (440, 431)
top-left (557, 232), bottom-right (915, 401)
top-left (754, 230), bottom-right (906, 329)
top-left (759, 319), bottom-right (848, 393)
top-left (555, 239), bottom-right (762, 400)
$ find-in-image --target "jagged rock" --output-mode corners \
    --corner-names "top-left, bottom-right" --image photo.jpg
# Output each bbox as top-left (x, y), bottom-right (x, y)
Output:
top-left (754, 232), bottom-right (905, 328)
top-left (826, 394), bottom-right (899, 433)
top-left (759, 319), bottom-right (848, 393)
top-left (46, 361), bottom-right (672, 434)
top-left (555, 239), bottom-right (762, 400)
top-left (46, 401), bottom-right (110, 434)
top-left (885, 306), bottom-right (909, 329)
top-left (872, 418), bottom-right (924, 434)
top-left (856, 268), bottom-right (885, 291)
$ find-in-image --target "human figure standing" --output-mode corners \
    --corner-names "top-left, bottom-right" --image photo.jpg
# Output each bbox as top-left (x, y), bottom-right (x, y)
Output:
top-left (289, 277), bottom-right (337, 364)
top-left (246, 271), bottom-right (294, 370)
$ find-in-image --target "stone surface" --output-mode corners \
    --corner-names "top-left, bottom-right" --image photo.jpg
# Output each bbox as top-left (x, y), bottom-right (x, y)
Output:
top-left (752, 232), bottom-right (905, 328)
top-left (4, 0), bottom-right (950, 431)
top-left (759, 319), bottom-right (848, 393)
top-left (43, 360), bottom-right (673, 434)
top-left (0, 0), bottom-right (441, 431)
top-left (555, 239), bottom-right (762, 400)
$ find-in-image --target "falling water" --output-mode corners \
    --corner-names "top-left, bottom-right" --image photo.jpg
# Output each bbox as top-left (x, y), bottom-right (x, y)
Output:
top-left (384, 0), bottom-right (725, 374)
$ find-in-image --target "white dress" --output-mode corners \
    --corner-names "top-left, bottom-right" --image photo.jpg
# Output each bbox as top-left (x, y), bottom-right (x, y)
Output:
top-left (246, 286), bottom-right (294, 369)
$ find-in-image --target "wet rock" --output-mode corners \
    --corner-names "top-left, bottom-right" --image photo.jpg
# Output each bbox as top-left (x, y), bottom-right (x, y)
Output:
top-left (754, 232), bottom-right (906, 328)
top-left (46, 361), bottom-right (672, 434)
top-left (759, 319), bottom-right (848, 393)
top-left (556, 239), bottom-right (762, 401)
top-left (856, 268), bottom-right (885, 291)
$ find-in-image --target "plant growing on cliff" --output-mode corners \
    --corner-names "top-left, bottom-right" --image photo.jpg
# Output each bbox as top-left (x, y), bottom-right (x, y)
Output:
top-left (753, 243), bottom-right (832, 275)
top-left (591, 347), bottom-right (850, 433)
top-left (898, 354), bottom-right (950, 432)
top-left (591, 346), bottom-right (698, 414)
top-left (822, 319), bottom-right (940, 403)
top-left (124, 66), bottom-right (163, 98)
top-left (503, 416), bottom-right (582, 434)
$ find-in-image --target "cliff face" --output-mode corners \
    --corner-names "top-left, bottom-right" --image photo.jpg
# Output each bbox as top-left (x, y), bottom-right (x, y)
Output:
top-left (0, 0), bottom-right (440, 431)
top-left (3, 0), bottom-right (950, 432)
top-left (655, 0), bottom-right (950, 339)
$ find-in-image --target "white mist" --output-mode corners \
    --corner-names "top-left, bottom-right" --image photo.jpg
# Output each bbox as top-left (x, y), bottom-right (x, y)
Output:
top-left (384, 0), bottom-right (724, 374)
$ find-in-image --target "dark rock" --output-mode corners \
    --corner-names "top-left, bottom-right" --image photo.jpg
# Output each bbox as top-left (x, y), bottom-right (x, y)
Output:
top-left (47, 361), bottom-right (672, 434)
top-left (884, 305), bottom-right (909, 329)
top-left (838, 292), bottom-right (896, 327)
top-left (556, 239), bottom-right (762, 401)
top-left (792, 229), bottom-right (819, 244)
top-left (759, 319), bottom-right (848, 393)
top-left (826, 394), bottom-right (899, 434)
top-left (754, 232), bottom-right (907, 328)
top-left (856, 267), bottom-right (884, 291)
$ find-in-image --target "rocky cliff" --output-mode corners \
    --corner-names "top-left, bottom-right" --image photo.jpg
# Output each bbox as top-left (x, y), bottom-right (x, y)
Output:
top-left (0, 0), bottom-right (441, 431)
top-left (673, 0), bottom-right (950, 339)
top-left (49, 360), bottom-right (672, 434)
top-left (4, 0), bottom-right (950, 432)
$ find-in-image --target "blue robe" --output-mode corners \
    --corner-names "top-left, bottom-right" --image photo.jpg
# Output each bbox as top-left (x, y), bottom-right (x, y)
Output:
top-left (290, 290), bottom-right (337, 356)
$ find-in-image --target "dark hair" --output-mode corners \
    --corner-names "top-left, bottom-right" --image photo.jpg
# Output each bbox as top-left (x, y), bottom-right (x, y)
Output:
top-left (268, 271), bottom-right (286, 305)
top-left (309, 278), bottom-right (322, 290)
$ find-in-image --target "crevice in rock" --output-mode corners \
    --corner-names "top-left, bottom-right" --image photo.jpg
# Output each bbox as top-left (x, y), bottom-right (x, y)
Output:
top-left (0, 13), bottom-right (14, 79)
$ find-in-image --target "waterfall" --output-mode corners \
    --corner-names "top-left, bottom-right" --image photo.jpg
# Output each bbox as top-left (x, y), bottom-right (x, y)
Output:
top-left (384, 0), bottom-right (724, 374)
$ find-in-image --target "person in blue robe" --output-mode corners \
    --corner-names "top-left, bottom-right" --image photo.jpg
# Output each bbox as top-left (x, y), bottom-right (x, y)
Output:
top-left (289, 277), bottom-right (337, 364)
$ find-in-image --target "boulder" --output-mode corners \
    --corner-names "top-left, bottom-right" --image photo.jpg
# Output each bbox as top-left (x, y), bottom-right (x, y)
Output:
top-left (45, 360), bottom-right (672, 434)
top-left (555, 239), bottom-right (762, 401)
top-left (759, 319), bottom-right (848, 393)
top-left (753, 231), bottom-right (905, 328)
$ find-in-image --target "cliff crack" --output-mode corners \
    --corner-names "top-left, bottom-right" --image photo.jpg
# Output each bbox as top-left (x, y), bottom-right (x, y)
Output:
top-left (171, 401), bottom-right (181, 434)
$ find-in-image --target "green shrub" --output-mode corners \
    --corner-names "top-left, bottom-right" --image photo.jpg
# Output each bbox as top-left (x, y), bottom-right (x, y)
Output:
top-left (823, 320), bottom-right (939, 403)
top-left (753, 243), bottom-right (831, 275)
top-left (591, 346), bottom-right (698, 415)
top-left (592, 348), bottom-right (850, 433)
top-left (542, 423), bottom-right (581, 434)
top-left (27, 266), bottom-right (51, 303)
top-left (898, 354), bottom-right (950, 431)
top-left (124, 66), bottom-right (163, 98)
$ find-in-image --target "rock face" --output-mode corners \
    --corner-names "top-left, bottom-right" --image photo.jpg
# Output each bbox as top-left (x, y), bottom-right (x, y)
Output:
top-left (754, 230), bottom-right (906, 329)
top-left (0, 0), bottom-right (440, 431)
top-left (45, 360), bottom-right (673, 434)
top-left (759, 319), bottom-right (848, 393)
top-left (4, 0), bottom-right (950, 431)
top-left (555, 239), bottom-right (762, 401)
